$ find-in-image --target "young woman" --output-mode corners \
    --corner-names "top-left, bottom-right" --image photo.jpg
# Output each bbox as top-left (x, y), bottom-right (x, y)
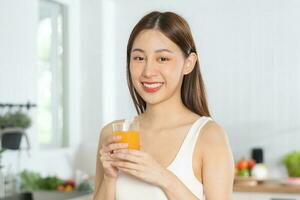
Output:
top-left (94, 11), bottom-right (234, 200)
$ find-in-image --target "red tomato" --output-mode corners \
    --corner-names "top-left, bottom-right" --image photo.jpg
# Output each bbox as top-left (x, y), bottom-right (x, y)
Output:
top-left (247, 159), bottom-right (256, 169)
top-left (64, 180), bottom-right (75, 188)
top-left (236, 159), bottom-right (248, 170)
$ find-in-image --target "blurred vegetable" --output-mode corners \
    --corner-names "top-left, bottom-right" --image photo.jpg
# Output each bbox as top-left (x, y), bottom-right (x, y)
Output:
top-left (20, 170), bottom-right (42, 191)
top-left (56, 180), bottom-right (76, 192)
top-left (235, 158), bottom-right (256, 177)
top-left (38, 176), bottom-right (64, 190)
top-left (283, 151), bottom-right (300, 177)
top-left (64, 185), bottom-right (73, 192)
top-left (76, 181), bottom-right (93, 192)
top-left (20, 170), bottom-right (64, 191)
top-left (19, 170), bottom-right (93, 192)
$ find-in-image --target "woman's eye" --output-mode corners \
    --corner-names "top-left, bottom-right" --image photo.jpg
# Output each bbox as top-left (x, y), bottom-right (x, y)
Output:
top-left (133, 56), bottom-right (145, 61)
top-left (158, 57), bottom-right (169, 62)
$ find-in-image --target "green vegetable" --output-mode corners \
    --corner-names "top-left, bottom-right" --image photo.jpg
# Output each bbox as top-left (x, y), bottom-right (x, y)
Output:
top-left (237, 169), bottom-right (250, 177)
top-left (283, 151), bottom-right (300, 177)
top-left (20, 170), bottom-right (42, 191)
top-left (20, 170), bottom-right (64, 191)
top-left (38, 176), bottom-right (64, 190)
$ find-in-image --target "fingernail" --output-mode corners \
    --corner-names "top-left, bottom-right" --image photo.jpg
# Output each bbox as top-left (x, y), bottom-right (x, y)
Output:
top-left (113, 136), bottom-right (120, 140)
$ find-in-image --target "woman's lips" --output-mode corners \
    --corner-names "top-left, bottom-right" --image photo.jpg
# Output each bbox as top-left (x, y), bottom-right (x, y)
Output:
top-left (141, 82), bottom-right (164, 93)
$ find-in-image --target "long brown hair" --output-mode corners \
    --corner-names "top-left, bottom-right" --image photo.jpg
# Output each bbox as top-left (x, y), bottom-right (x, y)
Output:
top-left (127, 11), bottom-right (211, 117)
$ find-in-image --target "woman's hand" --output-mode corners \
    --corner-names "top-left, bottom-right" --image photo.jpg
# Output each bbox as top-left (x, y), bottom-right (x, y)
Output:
top-left (99, 135), bottom-right (129, 180)
top-left (110, 149), bottom-right (172, 188)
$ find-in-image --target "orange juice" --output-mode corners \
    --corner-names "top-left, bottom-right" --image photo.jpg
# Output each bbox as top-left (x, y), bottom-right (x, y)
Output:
top-left (113, 130), bottom-right (140, 150)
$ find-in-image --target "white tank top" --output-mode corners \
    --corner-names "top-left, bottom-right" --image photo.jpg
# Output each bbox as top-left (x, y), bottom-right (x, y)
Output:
top-left (115, 116), bottom-right (212, 200)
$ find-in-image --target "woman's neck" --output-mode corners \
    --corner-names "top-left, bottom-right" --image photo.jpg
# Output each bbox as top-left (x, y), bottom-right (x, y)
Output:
top-left (139, 95), bottom-right (197, 130)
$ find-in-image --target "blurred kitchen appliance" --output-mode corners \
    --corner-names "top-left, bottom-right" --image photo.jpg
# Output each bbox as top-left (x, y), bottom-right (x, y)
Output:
top-left (251, 148), bottom-right (264, 163)
top-left (251, 147), bottom-right (268, 180)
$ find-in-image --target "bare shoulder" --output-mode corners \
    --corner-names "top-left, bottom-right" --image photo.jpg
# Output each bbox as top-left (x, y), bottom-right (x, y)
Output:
top-left (193, 119), bottom-right (233, 183)
top-left (200, 120), bottom-right (229, 145)
top-left (197, 119), bottom-right (232, 157)
top-left (198, 120), bottom-right (234, 199)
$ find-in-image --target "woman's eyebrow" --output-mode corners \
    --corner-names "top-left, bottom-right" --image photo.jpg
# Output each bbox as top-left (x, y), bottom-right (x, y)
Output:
top-left (155, 49), bottom-right (174, 54)
top-left (131, 48), bottom-right (174, 54)
top-left (132, 48), bottom-right (145, 53)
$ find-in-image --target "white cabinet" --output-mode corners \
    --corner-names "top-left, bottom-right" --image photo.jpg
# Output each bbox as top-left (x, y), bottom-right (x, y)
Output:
top-left (233, 192), bottom-right (300, 200)
top-left (233, 192), bottom-right (251, 200)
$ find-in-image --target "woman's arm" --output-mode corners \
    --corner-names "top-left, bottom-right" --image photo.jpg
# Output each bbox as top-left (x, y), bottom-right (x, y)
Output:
top-left (93, 177), bottom-right (116, 200)
top-left (93, 125), bottom-right (116, 200)
top-left (201, 122), bottom-right (235, 200)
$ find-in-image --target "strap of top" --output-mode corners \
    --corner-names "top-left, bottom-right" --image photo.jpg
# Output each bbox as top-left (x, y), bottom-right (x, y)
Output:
top-left (169, 116), bottom-right (212, 168)
top-left (187, 116), bottom-right (212, 154)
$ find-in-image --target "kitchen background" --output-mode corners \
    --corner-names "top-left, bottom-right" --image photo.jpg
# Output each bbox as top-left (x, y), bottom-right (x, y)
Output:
top-left (0, 0), bottom-right (300, 199)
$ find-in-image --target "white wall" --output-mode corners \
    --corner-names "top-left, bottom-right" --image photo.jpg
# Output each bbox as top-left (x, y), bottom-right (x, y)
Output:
top-left (0, 0), bottom-right (79, 179)
top-left (0, 0), bottom-right (39, 172)
top-left (0, 1), bottom-right (38, 104)
top-left (80, 0), bottom-right (300, 177)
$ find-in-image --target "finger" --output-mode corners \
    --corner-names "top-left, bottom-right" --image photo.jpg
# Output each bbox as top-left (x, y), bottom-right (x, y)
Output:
top-left (100, 153), bottom-right (114, 162)
top-left (111, 152), bottom-right (141, 163)
top-left (100, 143), bottom-right (127, 155)
top-left (100, 147), bottom-right (113, 156)
top-left (106, 143), bottom-right (128, 152)
top-left (114, 149), bottom-right (145, 157)
top-left (103, 161), bottom-right (113, 168)
top-left (104, 135), bottom-right (122, 146)
top-left (99, 148), bottom-right (106, 156)
top-left (111, 161), bottom-right (142, 171)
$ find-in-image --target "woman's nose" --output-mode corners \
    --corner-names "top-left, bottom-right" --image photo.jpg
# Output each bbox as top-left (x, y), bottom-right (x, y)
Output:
top-left (142, 60), bottom-right (157, 78)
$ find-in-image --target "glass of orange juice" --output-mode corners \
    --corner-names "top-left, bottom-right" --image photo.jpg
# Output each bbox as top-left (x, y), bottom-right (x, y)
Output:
top-left (112, 119), bottom-right (140, 150)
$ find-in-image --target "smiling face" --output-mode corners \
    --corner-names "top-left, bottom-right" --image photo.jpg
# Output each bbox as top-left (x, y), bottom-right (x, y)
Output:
top-left (129, 29), bottom-right (191, 106)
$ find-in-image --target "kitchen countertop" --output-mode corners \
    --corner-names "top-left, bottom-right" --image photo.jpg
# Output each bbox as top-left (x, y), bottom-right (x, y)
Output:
top-left (234, 180), bottom-right (300, 194)
top-left (69, 194), bottom-right (93, 200)
top-left (73, 184), bottom-right (300, 198)
top-left (0, 191), bottom-right (93, 200)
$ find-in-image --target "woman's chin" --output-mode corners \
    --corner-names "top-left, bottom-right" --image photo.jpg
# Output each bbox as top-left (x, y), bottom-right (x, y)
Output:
top-left (140, 94), bottom-right (165, 106)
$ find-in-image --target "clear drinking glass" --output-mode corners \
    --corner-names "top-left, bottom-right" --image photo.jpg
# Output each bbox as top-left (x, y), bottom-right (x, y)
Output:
top-left (112, 118), bottom-right (140, 150)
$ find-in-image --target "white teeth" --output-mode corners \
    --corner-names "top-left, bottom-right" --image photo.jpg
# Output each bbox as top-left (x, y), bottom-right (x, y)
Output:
top-left (142, 83), bottom-right (163, 88)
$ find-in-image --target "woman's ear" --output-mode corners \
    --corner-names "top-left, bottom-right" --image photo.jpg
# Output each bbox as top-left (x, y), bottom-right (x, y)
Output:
top-left (183, 52), bottom-right (198, 75)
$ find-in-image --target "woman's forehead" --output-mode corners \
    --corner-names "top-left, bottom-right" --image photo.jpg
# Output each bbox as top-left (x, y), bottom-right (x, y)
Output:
top-left (132, 29), bottom-right (181, 54)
